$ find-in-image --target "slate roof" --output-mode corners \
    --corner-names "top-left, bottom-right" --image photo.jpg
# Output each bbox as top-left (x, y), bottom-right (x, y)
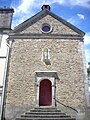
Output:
top-left (11, 9), bottom-right (85, 36)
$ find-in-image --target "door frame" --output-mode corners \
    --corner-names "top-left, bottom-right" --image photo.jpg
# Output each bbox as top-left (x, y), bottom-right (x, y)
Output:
top-left (35, 71), bottom-right (58, 107)
top-left (36, 77), bottom-right (55, 106)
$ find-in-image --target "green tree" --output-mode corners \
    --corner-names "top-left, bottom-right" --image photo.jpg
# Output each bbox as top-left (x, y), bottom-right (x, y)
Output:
top-left (87, 67), bottom-right (90, 77)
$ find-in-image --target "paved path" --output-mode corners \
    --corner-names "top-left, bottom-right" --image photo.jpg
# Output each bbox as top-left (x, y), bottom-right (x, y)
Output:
top-left (84, 107), bottom-right (90, 120)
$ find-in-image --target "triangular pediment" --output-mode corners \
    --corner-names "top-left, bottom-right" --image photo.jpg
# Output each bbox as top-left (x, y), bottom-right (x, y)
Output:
top-left (11, 9), bottom-right (85, 36)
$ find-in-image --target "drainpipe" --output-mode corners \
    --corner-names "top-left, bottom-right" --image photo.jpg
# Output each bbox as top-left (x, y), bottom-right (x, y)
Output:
top-left (0, 40), bottom-right (12, 120)
top-left (0, 33), bottom-right (3, 47)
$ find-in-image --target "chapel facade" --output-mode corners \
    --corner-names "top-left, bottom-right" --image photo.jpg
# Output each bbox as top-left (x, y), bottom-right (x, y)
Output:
top-left (1, 5), bottom-right (88, 120)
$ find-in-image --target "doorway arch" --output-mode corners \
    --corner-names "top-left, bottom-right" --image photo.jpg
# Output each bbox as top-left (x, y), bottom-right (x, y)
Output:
top-left (39, 79), bottom-right (52, 106)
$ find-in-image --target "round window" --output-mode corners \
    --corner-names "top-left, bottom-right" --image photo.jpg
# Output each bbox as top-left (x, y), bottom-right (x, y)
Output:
top-left (41, 23), bottom-right (52, 33)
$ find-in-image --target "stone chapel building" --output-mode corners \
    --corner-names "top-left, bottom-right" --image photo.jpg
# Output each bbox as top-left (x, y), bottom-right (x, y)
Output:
top-left (0, 5), bottom-right (88, 120)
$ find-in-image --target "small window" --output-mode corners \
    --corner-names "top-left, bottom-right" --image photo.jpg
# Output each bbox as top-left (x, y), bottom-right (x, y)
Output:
top-left (41, 23), bottom-right (52, 33)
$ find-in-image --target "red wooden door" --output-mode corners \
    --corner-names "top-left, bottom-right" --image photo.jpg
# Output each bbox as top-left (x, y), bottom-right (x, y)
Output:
top-left (39, 79), bottom-right (52, 106)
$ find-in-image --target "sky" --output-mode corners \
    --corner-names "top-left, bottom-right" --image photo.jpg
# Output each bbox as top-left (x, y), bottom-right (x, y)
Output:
top-left (0, 0), bottom-right (90, 64)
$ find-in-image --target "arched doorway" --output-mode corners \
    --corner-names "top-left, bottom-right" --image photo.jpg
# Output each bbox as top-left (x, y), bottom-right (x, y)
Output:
top-left (39, 79), bottom-right (52, 106)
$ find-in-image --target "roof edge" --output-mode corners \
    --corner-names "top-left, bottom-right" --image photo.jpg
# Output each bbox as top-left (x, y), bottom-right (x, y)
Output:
top-left (11, 9), bottom-right (85, 36)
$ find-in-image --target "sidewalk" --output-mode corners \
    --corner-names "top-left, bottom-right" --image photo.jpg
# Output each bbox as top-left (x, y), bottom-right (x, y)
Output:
top-left (84, 107), bottom-right (90, 120)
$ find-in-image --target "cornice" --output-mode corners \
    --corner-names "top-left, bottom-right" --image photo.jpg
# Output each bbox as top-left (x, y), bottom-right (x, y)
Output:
top-left (8, 33), bottom-right (84, 42)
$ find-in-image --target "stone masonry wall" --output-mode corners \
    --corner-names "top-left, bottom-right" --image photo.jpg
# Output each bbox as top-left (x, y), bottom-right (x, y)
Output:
top-left (21, 15), bottom-right (79, 35)
top-left (6, 39), bottom-right (85, 109)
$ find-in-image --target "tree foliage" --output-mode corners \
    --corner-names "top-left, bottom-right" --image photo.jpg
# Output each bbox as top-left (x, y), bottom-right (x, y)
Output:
top-left (87, 67), bottom-right (90, 76)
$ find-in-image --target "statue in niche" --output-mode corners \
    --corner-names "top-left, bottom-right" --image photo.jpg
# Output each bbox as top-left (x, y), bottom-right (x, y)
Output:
top-left (41, 48), bottom-right (51, 65)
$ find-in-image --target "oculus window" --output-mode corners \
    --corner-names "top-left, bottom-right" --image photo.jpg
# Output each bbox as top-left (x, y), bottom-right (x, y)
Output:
top-left (41, 23), bottom-right (52, 33)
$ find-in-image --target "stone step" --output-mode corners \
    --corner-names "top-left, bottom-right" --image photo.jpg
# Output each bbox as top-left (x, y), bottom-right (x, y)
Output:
top-left (21, 114), bottom-right (71, 118)
top-left (34, 107), bottom-right (57, 110)
top-left (30, 109), bottom-right (61, 112)
top-left (30, 108), bottom-right (59, 112)
top-left (16, 117), bottom-right (76, 120)
top-left (25, 111), bottom-right (66, 115)
top-left (15, 108), bottom-right (76, 120)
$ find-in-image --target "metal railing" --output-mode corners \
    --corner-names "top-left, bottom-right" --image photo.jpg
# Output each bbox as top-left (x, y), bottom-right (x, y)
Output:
top-left (54, 98), bottom-right (78, 119)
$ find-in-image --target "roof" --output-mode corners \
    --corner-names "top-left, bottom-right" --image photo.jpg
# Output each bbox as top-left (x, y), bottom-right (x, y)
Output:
top-left (11, 9), bottom-right (85, 36)
top-left (0, 8), bottom-right (14, 13)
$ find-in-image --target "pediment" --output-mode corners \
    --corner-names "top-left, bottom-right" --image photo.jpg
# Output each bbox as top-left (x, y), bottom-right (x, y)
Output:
top-left (11, 10), bottom-right (85, 37)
